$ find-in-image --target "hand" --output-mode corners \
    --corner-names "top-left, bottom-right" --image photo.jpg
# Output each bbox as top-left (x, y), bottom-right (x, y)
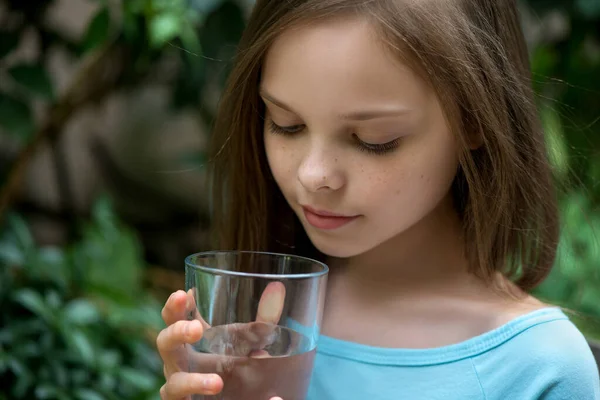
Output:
top-left (156, 283), bottom-right (287, 400)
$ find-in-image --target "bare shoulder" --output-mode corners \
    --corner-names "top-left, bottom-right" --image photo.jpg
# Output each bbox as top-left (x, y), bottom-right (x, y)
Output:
top-left (489, 294), bottom-right (549, 327)
top-left (475, 274), bottom-right (555, 329)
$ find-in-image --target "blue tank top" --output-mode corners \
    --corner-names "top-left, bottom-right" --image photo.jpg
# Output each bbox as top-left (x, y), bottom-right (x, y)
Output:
top-left (305, 308), bottom-right (600, 399)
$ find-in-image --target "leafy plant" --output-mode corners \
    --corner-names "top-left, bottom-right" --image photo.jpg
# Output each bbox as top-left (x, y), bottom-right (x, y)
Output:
top-left (0, 0), bottom-right (248, 219)
top-left (525, 1), bottom-right (600, 339)
top-left (0, 197), bottom-right (165, 400)
top-left (534, 191), bottom-right (600, 338)
top-left (0, 0), bottom-right (247, 140)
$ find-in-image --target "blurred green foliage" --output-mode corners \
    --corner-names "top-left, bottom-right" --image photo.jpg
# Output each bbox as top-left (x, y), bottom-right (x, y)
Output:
top-left (0, 197), bottom-right (164, 399)
top-left (0, 1), bottom-right (249, 397)
top-left (0, 0), bottom-right (246, 148)
top-left (527, 0), bottom-right (600, 337)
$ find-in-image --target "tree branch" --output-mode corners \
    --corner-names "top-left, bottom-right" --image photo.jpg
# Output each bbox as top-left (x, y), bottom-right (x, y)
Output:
top-left (0, 43), bottom-right (127, 224)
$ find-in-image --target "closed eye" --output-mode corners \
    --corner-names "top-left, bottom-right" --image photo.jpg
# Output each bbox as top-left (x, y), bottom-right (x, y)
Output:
top-left (268, 120), bottom-right (305, 135)
top-left (268, 119), bottom-right (400, 155)
top-left (353, 134), bottom-right (400, 155)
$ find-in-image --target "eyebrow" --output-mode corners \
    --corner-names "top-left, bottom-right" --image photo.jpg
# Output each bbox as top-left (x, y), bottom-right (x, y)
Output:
top-left (260, 90), bottom-right (412, 121)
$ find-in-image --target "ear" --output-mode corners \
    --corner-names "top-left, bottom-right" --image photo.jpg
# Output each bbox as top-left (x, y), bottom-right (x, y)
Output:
top-left (462, 113), bottom-right (484, 150)
top-left (467, 131), bottom-right (484, 150)
top-left (467, 134), bottom-right (483, 151)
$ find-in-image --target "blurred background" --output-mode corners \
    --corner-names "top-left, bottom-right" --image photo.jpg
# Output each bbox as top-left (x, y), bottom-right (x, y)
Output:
top-left (0, 0), bottom-right (599, 398)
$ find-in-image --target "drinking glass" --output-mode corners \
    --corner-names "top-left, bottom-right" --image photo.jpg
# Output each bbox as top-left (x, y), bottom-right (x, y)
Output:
top-left (184, 251), bottom-right (329, 400)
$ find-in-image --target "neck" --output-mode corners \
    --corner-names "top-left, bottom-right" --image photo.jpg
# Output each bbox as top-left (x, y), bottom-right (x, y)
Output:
top-left (327, 196), bottom-right (483, 297)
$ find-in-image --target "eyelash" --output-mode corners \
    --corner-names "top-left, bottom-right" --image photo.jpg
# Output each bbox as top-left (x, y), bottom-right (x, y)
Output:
top-left (267, 120), bottom-right (400, 155)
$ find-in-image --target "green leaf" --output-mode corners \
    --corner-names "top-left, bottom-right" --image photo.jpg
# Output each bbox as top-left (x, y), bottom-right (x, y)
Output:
top-left (0, 92), bottom-right (34, 140)
top-left (98, 349), bottom-right (121, 370)
top-left (179, 22), bottom-right (201, 56)
top-left (36, 246), bottom-right (69, 290)
top-left (48, 357), bottom-right (69, 387)
top-left (45, 290), bottom-right (63, 310)
top-left (72, 369), bottom-right (91, 386)
top-left (98, 373), bottom-right (117, 392)
top-left (0, 31), bottom-right (20, 58)
top-left (78, 197), bottom-right (146, 300)
top-left (13, 341), bottom-right (40, 358)
top-left (7, 356), bottom-right (26, 376)
top-left (13, 289), bottom-right (52, 321)
top-left (542, 105), bottom-right (569, 179)
top-left (13, 363), bottom-right (34, 397)
top-left (37, 246), bottom-right (65, 265)
top-left (119, 366), bottom-right (158, 391)
top-left (8, 63), bottom-right (55, 100)
top-left (8, 213), bottom-right (35, 253)
top-left (40, 330), bottom-right (56, 352)
top-left (82, 7), bottom-right (110, 53)
top-left (68, 330), bottom-right (96, 366)
top-left (149, 12), bottom-right (181, 48)
top-left (64, 299), bottom-right (101, 325)
top-left (75, 388), bottom-right (105, 400)
top-left (0, 241), bottom-right (25, 265)
top-left (35, 384), bottom-right (61, 399)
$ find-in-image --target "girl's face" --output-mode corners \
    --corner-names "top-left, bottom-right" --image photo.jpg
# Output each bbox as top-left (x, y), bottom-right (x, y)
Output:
top-left (262, 17), bottom-right (460, 258)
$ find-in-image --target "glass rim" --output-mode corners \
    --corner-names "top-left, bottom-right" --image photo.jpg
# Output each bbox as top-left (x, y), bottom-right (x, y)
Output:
top-left (185, 250), bottom-right (329, 279)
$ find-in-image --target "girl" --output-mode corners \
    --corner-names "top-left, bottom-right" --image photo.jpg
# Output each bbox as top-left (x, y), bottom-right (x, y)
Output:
top-left (156, 0), bottom-right (600, 398)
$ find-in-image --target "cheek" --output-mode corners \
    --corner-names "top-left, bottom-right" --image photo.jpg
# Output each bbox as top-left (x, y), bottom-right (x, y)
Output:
top-left (360, 141), bottom-right (458, 218)
top-left (264, 134), bottom-right (296, 188)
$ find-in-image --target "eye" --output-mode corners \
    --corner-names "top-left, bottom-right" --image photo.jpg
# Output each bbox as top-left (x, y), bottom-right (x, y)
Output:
top-left (268, 120), bottom-right (305, 135)
top-left (353, 134), bottom-right (400, 155)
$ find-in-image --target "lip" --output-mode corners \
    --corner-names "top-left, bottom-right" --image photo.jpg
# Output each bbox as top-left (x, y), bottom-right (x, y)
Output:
top-left (301, 206), bottom-right (359, 230)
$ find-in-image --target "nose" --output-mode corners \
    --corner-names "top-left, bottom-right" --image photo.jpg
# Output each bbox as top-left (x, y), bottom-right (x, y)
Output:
top-left (297, 144), bottom-right (344, 192)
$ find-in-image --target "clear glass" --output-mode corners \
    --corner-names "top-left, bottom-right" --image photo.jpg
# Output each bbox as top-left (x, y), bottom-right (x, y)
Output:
top-left (185, 251), bottom-right (329, 400)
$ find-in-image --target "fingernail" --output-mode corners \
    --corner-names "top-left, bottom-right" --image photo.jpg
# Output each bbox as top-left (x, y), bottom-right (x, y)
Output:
top-left (203, 376), bottom-right (213, 386)
top-left (203, 375), bottom-right (217, 389)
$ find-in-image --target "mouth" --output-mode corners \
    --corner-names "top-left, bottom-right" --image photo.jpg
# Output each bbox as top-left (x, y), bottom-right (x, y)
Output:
top-left (301, 205), bottom-right (360, 230)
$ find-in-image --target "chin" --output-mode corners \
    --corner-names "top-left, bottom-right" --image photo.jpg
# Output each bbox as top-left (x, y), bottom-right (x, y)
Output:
top-left (304, 231), bottom-right (373, 259)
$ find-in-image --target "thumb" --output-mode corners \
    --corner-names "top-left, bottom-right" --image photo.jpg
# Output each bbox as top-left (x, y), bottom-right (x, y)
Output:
top-left (256, 281), bottom-right (286, 324)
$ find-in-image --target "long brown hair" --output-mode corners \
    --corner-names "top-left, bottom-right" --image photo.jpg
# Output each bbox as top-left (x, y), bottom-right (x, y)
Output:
top-left (208, 0), bottom-right (559, 291)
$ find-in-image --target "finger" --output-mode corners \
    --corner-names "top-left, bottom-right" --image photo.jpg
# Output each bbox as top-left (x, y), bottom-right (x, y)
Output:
top-left (256, 281), bottom-right (286, 324)
top-left (186, 288), bottom-right (211, 330)
top-left (157, 320), bottom-right (204, 359)
top-left (162, 372), bottom-right (223, 399)
top-left (161, 290), bottom-right (189, 326)
top-left (157, 319), bottom-right (226, 375)
top-left (161, 289), bottom-right (211, 331)
top-left (249, 349), bottom-right (271, 358)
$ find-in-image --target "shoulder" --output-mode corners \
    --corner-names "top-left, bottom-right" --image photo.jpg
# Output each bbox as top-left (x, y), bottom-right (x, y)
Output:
top-left (473, 308), bottom-right (600, 399)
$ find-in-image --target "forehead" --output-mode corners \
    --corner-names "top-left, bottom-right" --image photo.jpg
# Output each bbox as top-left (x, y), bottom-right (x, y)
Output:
top-left (260, 16), bottom-right (433, 111)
